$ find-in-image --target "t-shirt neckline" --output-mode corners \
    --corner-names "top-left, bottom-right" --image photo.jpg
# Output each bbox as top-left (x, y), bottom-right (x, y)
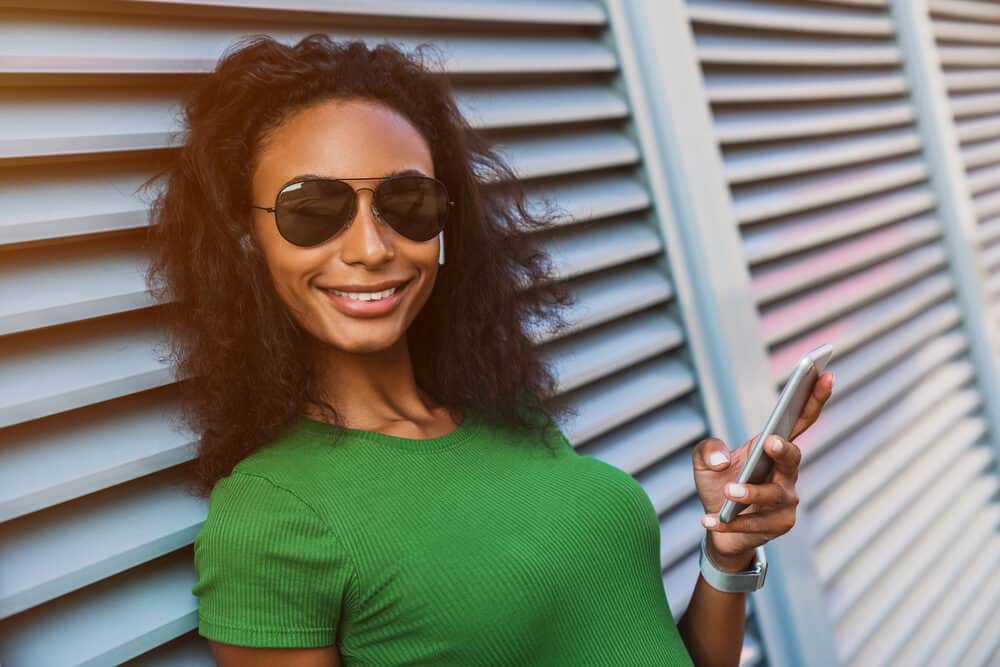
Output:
top-left (295, 407), bottom-right (482, 453)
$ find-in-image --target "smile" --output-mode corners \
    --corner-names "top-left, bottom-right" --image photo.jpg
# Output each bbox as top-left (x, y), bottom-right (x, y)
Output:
top-left (326, 286), bottom-right (399, 301)
top-left (318, 280), bottom-right (411, 317)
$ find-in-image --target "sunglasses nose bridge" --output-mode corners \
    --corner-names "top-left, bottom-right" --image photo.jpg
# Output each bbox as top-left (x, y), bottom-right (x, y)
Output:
top-left (338, 185), bottom-right (394, 256)
top-left (351, 186), bottom-right (386, 224)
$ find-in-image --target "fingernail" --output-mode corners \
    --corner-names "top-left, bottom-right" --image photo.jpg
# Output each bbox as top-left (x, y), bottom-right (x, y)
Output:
top-left (709, 451), bottom-right (729, 466)
top-left (727, 483), bottom-right (746, 498)
top-left (771, 437), bottom-right (783, 453)
top-left (703, 516), bottom-right (717, 528)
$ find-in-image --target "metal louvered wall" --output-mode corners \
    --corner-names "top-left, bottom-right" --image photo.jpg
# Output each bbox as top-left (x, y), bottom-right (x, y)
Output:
top-left (672, 0), bottom-right (1000, 666)
top-left (929, 0), bottom-right (1000, 352)
top-left (0, 2), bottom-right (764, 665)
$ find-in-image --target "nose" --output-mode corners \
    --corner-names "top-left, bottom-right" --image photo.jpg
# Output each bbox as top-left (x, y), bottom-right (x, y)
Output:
top-left (338, 186), bottom-right (394, 265)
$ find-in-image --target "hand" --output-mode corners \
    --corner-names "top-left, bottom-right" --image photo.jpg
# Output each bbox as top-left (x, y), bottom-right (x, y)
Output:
top-left (691, 371), bottom-right (834, 571)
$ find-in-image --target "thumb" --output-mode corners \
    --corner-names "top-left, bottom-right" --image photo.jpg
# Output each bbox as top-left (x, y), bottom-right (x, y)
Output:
top-left (693, 437), bottom-right (732, 472)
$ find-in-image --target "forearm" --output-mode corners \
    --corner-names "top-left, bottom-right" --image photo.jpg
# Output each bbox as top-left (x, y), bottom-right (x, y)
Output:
top-left (676, 542), bottom-right (753, 666)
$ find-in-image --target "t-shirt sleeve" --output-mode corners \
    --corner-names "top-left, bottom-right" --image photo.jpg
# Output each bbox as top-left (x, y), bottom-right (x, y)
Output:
top-left (191, 470), bottom-right (357, 648)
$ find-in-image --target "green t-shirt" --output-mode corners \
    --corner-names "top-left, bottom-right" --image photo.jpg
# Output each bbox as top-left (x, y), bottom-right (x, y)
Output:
top-left (191, 407), bottom-right (695, 666)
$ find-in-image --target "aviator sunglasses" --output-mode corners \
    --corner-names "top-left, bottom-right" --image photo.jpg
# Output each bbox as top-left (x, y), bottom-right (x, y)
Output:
top-left (251, 173), bottom-right (455, 247)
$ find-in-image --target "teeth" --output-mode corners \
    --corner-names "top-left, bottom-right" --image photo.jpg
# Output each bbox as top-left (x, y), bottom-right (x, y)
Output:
top-left (327, 285), bottom-right (399, 301)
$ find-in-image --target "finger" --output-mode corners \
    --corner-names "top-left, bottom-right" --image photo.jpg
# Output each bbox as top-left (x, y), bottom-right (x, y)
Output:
top-left (764, 435), bottom-right (802, 485)
top-left (790, 371), bottom-right (835, 440)
top-left (692, 437), bottom-right (732, 472)
top-left (703, 506), bottom-right (796, 535)
top-left (724, 480), bottom-right (798, 509)
top-left (702, 502), bottom-right (758, 528)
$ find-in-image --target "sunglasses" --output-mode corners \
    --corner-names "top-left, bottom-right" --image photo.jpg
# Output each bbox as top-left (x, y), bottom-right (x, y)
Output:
top-left (251, 174), bottom-right (455, 247)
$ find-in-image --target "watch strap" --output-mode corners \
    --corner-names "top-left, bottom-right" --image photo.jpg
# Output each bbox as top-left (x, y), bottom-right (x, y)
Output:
top-left (699, 535), bottom-right (768, 593)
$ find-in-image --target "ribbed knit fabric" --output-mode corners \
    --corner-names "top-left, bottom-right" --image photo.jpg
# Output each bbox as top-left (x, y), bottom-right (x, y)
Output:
top-left (192, 406), bottom-right (695, 666)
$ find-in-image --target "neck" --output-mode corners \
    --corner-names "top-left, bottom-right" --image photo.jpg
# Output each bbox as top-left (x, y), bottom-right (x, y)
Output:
top-left (304, 335), bottom-right (440, 430)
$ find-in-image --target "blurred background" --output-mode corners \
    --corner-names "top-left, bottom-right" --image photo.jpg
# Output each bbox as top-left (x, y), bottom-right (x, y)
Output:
top-left (2, 1), bottom-right (1000, 665)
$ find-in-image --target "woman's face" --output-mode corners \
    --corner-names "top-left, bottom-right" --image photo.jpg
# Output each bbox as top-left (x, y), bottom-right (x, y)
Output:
top-left (250, 98), bottom-right (441, 354)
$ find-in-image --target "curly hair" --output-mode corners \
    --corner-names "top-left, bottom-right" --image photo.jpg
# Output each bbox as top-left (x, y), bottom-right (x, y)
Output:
top-left (141, 34), bottom-right (577, 497)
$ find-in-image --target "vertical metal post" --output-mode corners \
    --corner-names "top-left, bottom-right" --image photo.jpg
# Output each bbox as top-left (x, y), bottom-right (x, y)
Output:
top-left (604, 1), bottom-right (841, 665)
top-left (890, 0), bottom-right (1000, 465)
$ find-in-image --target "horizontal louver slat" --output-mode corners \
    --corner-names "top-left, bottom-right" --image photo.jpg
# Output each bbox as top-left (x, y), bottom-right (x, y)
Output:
top-left (876, 534), bottom-right (1000, 666)
top-left (847, 512), bottom-right (1000, 666)
top-left (706, 71), bottom-right (907, 103)
top-left (806, 391), bottom-right (985, 542)
top-left (0, 13), bottom-right (617, 77)
top-left (0, 85), bottom-right (631, 161)
top-left (688, 0), bottom-right (892, 35)
top-left (2, 0), bottom-right (609, 25)
top-left (1, 466), bottom-right (203, 618)
top-left (817, 428), bottom-right (990, 592)
top-left (559, 357), bottom-right (697, 446)
top-left (0, 236), bottom-right (153, 334)
top-left (714, 98), bottom-right (913, 145)
top-left (0, 389), bottom-right (191, 522)
top-left (545, 311), bottom-right (683, 394)
top-left (0, 312), bottom-right (174, 429)
top-left (834, 485), bottom-right (999, 658)
top-left (956, 603), bottom-right (1000, 667)
top-left (529, 264), bottom-right (674, 344)
top-left (0, 549), bottom-right (198, 665)
top-left (767, 271), bottom-right (955, 383)
top-left (586, 404), bottom-right (706, 479)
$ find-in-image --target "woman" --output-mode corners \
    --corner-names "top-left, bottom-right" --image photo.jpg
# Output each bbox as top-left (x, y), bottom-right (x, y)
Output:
top-left (146, 34), bottom-right (832, 667)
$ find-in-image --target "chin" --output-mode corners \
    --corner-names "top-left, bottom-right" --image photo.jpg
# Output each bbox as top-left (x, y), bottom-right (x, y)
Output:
top-left (323, 329), bottom-right (405, 354)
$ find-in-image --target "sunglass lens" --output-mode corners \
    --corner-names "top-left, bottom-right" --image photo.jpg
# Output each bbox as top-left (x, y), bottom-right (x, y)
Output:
top-left (275, 179), bottom-right (354, 246)
top-left (376, 176), bottom-right (449, 241)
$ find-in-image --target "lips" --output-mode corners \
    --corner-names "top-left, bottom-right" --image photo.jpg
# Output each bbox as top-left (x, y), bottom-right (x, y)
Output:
top-left (325, 285), bottom-right (400, 301)
top-left (320, 279), bottom-right (411, 293)
top-left (318, 279), bottom-right (410, 318)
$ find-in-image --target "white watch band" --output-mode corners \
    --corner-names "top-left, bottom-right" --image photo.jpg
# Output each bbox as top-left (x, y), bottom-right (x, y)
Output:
top-left (699, 535), bottom-right (768, 593)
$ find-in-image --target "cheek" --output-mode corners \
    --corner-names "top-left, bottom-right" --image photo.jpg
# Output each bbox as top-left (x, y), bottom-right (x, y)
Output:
top-left (408, 244), bottom-right (441, 298)
top-left (252, 235), bottom-right (310, 312)
top-left (259, 247), bottom-right (294, 291)
top-left (413, 267), bottom-right (438, 307)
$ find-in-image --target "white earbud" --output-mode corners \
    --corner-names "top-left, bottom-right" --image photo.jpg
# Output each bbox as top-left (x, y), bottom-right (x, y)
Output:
top-left (438, 230), bottom-right (446, 266)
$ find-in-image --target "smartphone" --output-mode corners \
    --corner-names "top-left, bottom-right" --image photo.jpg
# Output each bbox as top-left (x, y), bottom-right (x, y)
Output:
top-left (719, 343), bottom-right (834, 524)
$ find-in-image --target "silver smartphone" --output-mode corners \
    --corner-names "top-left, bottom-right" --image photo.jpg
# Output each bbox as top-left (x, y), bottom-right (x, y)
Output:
top-left (718, 343), bottom-right (834, 524)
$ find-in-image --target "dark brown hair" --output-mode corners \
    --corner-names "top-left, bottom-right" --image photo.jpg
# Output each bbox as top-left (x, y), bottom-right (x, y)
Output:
top-left (142, 34), bottom-right (576, 496)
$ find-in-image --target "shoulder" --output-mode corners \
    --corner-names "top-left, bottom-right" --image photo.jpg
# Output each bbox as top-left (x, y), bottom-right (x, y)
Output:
top-left (195, 471), bottom-right (334, 557)
top-left (192, 471), bottom-right (358, 648)
top-left (229, 417), bottom-right (356, 491)
top-left (471, 408), bottom-right (577, 462)
top-left (193, 470), bottom-right (358, 601)
top-left (230, 418), bottom-right (324, 474)
top-left (532, 408), bottom-right (577, 458)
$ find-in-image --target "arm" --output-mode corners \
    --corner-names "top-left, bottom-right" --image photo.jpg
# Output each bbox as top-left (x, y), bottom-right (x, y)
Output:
top-left (208, 641), bottom-right (342, 667)
top-left (675, 543), bottom-right (754, 666)
top-left (679, 371), bottom-right (834, 666)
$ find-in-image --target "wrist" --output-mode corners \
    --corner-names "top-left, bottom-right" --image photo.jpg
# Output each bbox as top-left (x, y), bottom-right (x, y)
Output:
top-left (705, 534), bottom-right (756, 572)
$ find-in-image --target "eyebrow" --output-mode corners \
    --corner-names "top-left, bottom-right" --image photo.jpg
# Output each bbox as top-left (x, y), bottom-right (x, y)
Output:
top-left (278, 168), bottom-right (428, 192)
